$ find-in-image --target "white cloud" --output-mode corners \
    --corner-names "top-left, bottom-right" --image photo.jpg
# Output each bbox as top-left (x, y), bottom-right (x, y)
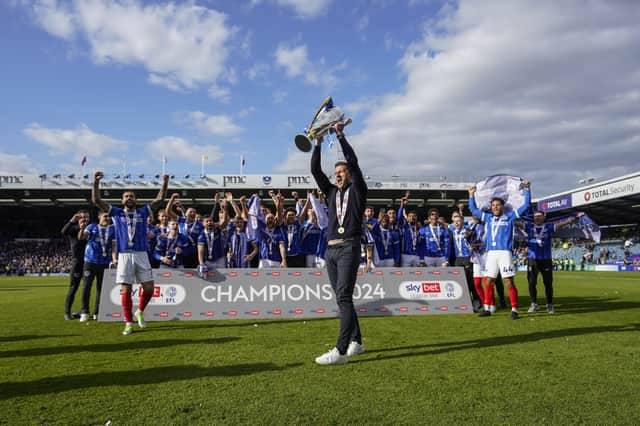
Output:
top-left (185, 111), bottom-right (243, 137)
top-left (27, 0), bottom-right (235, 97)
top-left (23, 123), bottom-right (128, 161)
top-left (0, 152), bottom-right (41, 174)
top-left (147, 137), bottom-right (223, 165)
top-left (237, 107), bottom-right (257, 118)
top-left (356, 15), bottom-right (369, 33)
top-left (275, 0), bottom-right (333, 19)
top-left (273, 90), bottom-right (288, 104)
top-left (30, 0), bottom-right (76, 39)
top-left (274, 43), bottom-right (344, 90)
top-left (245, 63), bottom-right (271, 81)
top-left (277, 1), bottom-right (640, 195)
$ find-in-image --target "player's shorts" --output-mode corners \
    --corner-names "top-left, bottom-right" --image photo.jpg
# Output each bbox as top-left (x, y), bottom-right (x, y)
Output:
top-left (484, 250), bottom-right (515, 278)
top-left (401, 254), bottom-right (421, 267)
top-left (259, 258), bottom-right (280, 269)
top-left (116, 252), bottom-right (153, 284)
top-left (472, 253), bottom-right (486, 278)
top-left (376, 258), bottom-right (395, 268)
top-left (423, 256), bottom-right (448, 267)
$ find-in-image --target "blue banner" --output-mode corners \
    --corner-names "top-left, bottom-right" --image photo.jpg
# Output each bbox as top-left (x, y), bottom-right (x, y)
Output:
top-left (538, 194), bottom-right (572, 213)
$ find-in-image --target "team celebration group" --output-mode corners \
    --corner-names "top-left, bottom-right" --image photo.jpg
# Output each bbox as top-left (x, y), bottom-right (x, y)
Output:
top-left (61, 124), bottom-right (577, 365)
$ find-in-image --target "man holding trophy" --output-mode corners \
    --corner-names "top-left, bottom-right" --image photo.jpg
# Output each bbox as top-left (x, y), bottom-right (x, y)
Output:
top-left (306, 98), bottom-right (367, 365)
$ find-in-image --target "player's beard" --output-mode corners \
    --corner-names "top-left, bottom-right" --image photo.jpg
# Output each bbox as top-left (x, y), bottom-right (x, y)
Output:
top-left (125, 199), bottom-right (136, 210)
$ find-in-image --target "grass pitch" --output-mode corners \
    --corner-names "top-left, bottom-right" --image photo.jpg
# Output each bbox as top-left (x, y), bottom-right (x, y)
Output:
top-left (1, 272), bottom-right (639, 425)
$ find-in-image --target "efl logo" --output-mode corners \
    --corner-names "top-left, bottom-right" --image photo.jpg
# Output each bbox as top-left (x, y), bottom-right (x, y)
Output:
top-left (358, 307), bottom-right (368, 313)
top-left (357, 271), bottom-right (363, 276)
top-left (162, 272), bottom-right (172, 278)
top-left (205, 311), bottom-right (215, 317)
top-left (183, 312), bottom-right (192, 317)
top-left (398, 307), bottom-right (409, 313)
top-left (290, 271), bottom-right (301, 277)
top-left (439, 306), bottom-right (449, 311)
top-left (271, 271), bottom-right (280, 277)
top-left (377, 306), bottom-right (389, 313)
top-left (272, 309), bottom-right (282, 315)
top-left (153, 286), bottom-right (161, 297)
top-left (450, 270), bottom-right (461, 275)
top-left (413, 270), bottom-right (422, 276)
top-left (393, 271), bottom-right (403, 276)
top-left (422, 282), bottom-right (441, 293)
top-left (250, 271), bottom-right (259, 277)
top-left (432, 270), bottom-right (442, 275)
top-left (315, 308), bottom-right (326, 314)
top-left (160, 312), bottom-right (169, 318)
top-left (184, 272), bottom-right (194, 278)
top-left (311, 271), bottom-right (322, 276)
top-left (225, 310), bottom-right (238, 317)
top-left (229, 271), bottom-right (238, 277)
top-left (206, 271), bottom-right (216, 277)
top-left (418, 306), bottom-right (429, 312)
top-left (375, 270), bottom-right (383, 276)
top-left (294, 309), bottom-right (304, 315)
top-left (248, 310), bottom-right (260, 316)
top-left (112, 312), bottom-right (121, 318)
top-left (458, 305), bottom-right (469, 311)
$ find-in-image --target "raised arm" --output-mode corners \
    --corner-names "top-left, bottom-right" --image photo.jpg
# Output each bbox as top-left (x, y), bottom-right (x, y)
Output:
top-left (209, 192), bottom-right (221, 220)
top-left (298, 192), bottom-right (312, 225)
top-left (310, 137), bottom-right (333, 195)
top-left (165, 193), bottom-right (180, 221)
top-left (239, 195), bottom-right (249, 222)
top-left (334, 123), bottom-right (365, 190)
top-left (226, 192), bottom-right (242, 220)
top-left (468, 186), bottom-right (483, 219)
top-left (91, 171), bottom-right (110, 213)
top-left (555, 212), bottom-right (583, 231)
top-left (515, 180), bottom-right (531, 217)
top-left (150, 174), bottom-right (169, 212)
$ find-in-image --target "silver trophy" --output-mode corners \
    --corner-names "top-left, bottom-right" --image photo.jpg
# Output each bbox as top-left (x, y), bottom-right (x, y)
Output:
top-left (294, 96), bottom-right (352, 152)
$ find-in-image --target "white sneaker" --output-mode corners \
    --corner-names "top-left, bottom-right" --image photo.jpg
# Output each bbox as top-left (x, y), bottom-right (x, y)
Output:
top-left (547, 304), bottom-right (555, 314)
top-left (346, 341), bottom-right (365, 357)
top-left (315, 347), bottom-right (348, 365)
top-left (79, 313), bottom-right (90, 322)
top-left (489, 305), bottom-right (497, 314)
top-left (527, 303), bottom-right (539, 313)
top-left (135, 310), bottom-right (146, 328)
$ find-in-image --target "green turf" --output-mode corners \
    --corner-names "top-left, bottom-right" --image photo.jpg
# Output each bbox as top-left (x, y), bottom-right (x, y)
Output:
top-left (1, 272), bottom-right (639, 425)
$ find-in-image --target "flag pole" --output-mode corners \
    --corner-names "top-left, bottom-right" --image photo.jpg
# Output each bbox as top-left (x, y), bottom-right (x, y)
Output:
top-left (240, 154), bottom-right (244, 176)
top-left (201, 155), bottom-right (205, 177)
top-left (162, 154), bottom-right (166, 176)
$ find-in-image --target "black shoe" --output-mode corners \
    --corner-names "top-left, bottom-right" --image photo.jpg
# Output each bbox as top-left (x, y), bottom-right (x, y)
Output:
top-left (510, 311), bottom-right (519, 320)
top-left (72, 311), bottom-right (81, 319)
top-left (499, 301), bottom-right (507, 309)
top-left (478, 310), bottom-right (491, 317)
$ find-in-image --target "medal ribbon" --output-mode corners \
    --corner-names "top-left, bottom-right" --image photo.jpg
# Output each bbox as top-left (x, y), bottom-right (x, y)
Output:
top-left (430, 225), bottom-right (441, 252)
top-left (126, 213), bottom-right (137, 247)
top-left (490, 216), bottom-right (501, 247)
top-left (98, 226), bottom-right (108, 257)
top-left (335, 187), bottom-right (350, 229)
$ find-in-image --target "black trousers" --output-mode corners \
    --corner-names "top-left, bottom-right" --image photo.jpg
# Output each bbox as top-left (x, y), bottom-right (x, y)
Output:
top-left (286, 254), bottom-right (305, 268)
top-left (183, 248), bottom-right (199, 268)
top-left (81, 262), bottom-right (107, 315)
top-left (325, 240), bottom-right (362, 355)
top-left (528, 258), bottom-right (554, 305)
top-left (65, 258), bottom-right (84, 315)
top-left (454, 256), bottom-right (480, 302)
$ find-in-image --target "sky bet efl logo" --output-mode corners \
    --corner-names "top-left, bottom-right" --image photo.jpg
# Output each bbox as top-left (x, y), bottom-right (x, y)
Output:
top-left (398, 281), bottom-right (462, 300)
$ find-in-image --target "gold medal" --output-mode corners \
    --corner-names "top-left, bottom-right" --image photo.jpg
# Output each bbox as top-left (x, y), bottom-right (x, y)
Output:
top-left (337, 226), bottom-right (345, 234)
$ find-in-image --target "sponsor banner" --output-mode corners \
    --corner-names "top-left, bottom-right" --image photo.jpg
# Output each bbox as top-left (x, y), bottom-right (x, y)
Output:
top-left (538, 194), bottom-right (572, 213)
top-left (98, 267), bottom-right (473, 322)
top-left (618, 265), bottom-right (640, 272)
top-left (572, 175), bottom-right (640, 207)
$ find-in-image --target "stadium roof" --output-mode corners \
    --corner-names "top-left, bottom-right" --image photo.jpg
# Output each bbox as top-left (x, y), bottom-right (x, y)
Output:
top-left (534, 171), bottom-right (640, 226)
top-left (0, 173), bottom-right (475, 209)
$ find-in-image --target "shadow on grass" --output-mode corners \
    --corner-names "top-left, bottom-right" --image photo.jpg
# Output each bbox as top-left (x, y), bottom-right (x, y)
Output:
top-left (543, 296), bottom-right (640, 316)
top-left (353, 323), bottom-right (640, 364)
top-left (0, 337), bottom-right (239, 358)
top-left (142, 316), bottom-right (337, 333)
top-left (0, 334), bottom-right (80, 343)
top-left (0, 362), bottom-right (303, 400)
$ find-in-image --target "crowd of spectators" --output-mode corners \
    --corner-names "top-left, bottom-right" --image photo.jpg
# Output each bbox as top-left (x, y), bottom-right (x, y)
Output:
top-left (0, 239), bottom-right (72, 275)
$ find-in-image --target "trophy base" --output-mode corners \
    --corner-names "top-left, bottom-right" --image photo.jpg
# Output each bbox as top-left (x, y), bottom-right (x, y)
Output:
top-left (294, 134), bottom-right (313, 152)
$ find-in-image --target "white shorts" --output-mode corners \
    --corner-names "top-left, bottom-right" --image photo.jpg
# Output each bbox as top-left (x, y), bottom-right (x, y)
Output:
top-left (401, 254), bottom-right (421, 267)
top-left (484, 250), bottom-right (515, 278)
top-left (116, 252), bottom-right (153, 285)
top-left (205, 257), bottom-right (226, 269)
top-left (472, 253), bottom-right (486, 278)
top-left (377, 258), bottom-right (395, 268)
top-left (423, 256), bottom-right (448, 267)
top-left (259, 259), bottom-right (281, 269)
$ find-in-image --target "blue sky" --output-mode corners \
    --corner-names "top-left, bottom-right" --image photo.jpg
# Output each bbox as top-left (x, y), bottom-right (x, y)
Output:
top-left (1, 0), bottom-right (639, 197)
